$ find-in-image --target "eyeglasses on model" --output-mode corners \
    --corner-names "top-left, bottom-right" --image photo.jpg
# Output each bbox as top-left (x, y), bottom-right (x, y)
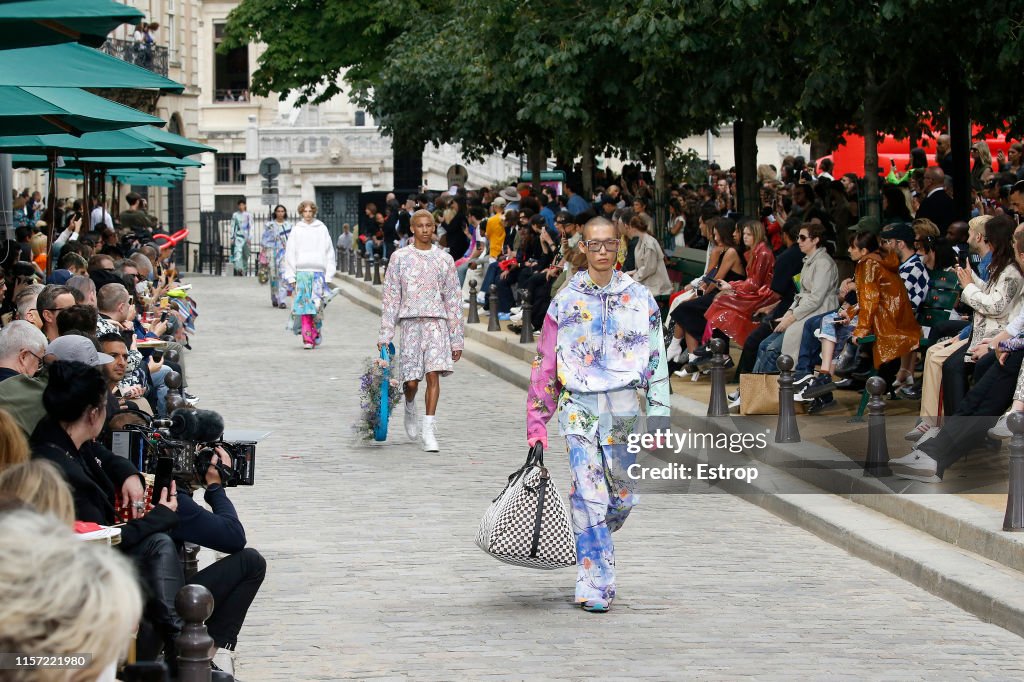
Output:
top-left (583, 239), bottom-right (620, 252)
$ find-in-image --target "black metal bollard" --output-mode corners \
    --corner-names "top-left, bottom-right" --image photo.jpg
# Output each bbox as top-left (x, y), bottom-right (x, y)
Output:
top-left (356, 252), bottom-right (364, 278)
top-left (347, 249), bottom-right (355, 276)
top-left (775, 354), bottom-right (801, 443)
top-left (175, 584), bottom-right (214, 682)
top-left (707, 337), bottom-right (729, 417)
top-left (863, 376), bottom-right (892, 477)
top-left (372, 258), bottom-right (382, 285)
top-left (362, 255), bottom-right (371, 282)
top-left (467, 280), bottom-right (480, 324)
top-left (164, 348), bottom-right (180, 364)
top-left (518, 289), bottom-right (534, 344)
top-left (1004, 412), bottom-right (1024, 531)
top-left (164, 370), bottom-right (182, 390)
top-left (487, 284), bottom-right (500, 332)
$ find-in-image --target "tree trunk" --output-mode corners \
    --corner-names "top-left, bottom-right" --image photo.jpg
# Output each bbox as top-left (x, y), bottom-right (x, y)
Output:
top-left (580, 132), bottom-right (594, 200)
top-left (528, 139), bottom-right (543, 193)
top-left (862, 83), bottom-right (881, 220)
top-left (949, 77), bottom-right (971, 223)
top-left (654, 145), bottom-right (667, 243)
top-left (733, 119), bottom-right (759, 216)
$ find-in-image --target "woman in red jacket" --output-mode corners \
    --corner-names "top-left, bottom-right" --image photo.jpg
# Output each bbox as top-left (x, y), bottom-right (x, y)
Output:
top-left (704, 219), bottom-right (778, 346)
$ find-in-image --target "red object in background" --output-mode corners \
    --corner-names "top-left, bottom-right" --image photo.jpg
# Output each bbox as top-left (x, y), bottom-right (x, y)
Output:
top-left (818, 126), bottom-right (1012, 178)
top-left (153, 228), bottom-right (189, 247)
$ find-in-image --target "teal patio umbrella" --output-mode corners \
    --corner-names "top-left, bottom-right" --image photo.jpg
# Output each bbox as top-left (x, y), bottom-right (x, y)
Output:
top-left (121, 125), bottom-right (216, 158)
top-left (0, 130), bottom-right (161, 155)
top-left (0, 0), bottom-right (144, 49)
top-left (0, 86), bottom-right (165, 136)
top-left (0, 43), bottom-right (183, 92)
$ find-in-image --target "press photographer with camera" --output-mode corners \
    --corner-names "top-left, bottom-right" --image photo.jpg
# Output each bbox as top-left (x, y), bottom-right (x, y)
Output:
top-left (174, 444), bottom-right (267, 675)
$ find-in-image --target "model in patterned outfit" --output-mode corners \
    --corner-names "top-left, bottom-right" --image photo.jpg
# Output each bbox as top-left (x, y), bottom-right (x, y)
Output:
top-left (378, 210), bottom-right (464, 452)
top-left (526, 216), bottom-right (670, 613)
top-left (261, 204), bottom-right (293, 308)
top-left (283, 201), bottom-right (337, 349)
top-left (230, 198), bottom-right (252, 276)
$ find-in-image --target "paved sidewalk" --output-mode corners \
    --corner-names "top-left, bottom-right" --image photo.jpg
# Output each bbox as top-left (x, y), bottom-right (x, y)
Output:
top-left (187, 275), bottom-right (1024, 681)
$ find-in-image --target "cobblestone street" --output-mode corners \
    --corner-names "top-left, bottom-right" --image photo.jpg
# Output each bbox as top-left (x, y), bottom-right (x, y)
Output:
top-left (187, 275), bottom-right (1024, 681)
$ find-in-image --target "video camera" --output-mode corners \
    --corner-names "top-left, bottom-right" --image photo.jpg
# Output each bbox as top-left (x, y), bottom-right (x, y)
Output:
top-left (110, 408), bottom-right (256, 488)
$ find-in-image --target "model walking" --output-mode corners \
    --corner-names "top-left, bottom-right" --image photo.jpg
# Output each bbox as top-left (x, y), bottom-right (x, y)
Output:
top-left (262, 204), bottom-right (293, 308)
top-left (283, 201), bottom-right (337, 349)
top-left (230, 198), bottom-right (252, 276)
top-left (377, 210), bottom-right (464, 452)
top-left (526, 216), bottom-right (669, 613)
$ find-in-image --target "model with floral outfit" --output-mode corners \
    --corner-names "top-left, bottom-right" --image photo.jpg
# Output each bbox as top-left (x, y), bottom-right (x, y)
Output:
top-left (283, 201), bottom-right (336, 349)
top-left (378, 209), bottom-right (464, 452)
top-left (526, 216), bottom-right (670, 613)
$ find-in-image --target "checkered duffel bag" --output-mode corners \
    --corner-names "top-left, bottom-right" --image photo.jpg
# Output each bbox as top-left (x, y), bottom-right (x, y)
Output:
top-left (476, 443), bottom-right (576, 570)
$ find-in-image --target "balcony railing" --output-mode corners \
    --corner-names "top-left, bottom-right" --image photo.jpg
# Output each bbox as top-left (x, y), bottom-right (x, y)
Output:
top-left (100, 38), bottom-right (168, 77)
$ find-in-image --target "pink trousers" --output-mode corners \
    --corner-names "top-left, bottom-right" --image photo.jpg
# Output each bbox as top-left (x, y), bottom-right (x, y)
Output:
top-left (300, 314), bottom-right (318, 345)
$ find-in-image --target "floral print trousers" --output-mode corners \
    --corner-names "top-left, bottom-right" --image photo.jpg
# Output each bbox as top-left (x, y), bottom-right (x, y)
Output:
top-left (566, 434), bottom-right (637, 603)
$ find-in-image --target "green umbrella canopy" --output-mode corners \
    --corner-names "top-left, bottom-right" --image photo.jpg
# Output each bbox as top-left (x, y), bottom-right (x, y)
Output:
top-left (121, 125), bottom-right (215, 158)
top-left (0, 129), bottom-right (161, 155)
top-left (13, 154), bottom-right (202, 170)
top-left (0, 43), bottom-right (183, 93)
top-left (56, 167), bottom-right (182, 188)
top-left (0, 86), bottom-right (165, 136)
top-left (0, 0), bottom-right (143, 49)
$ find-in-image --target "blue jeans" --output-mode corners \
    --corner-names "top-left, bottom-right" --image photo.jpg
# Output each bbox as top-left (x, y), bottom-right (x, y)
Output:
top-left (480, 262), bottom-right (501, 305)
top-left (795, 311), bottom-right (831, 378)
top-left (753, 332), bottom-right (784, 373)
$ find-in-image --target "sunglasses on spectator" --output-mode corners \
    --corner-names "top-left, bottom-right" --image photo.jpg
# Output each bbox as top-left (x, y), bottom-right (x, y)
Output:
top-left (797, 234), bottom-right (812, 242)
top-left (583, 239), bottom-right (620, 252)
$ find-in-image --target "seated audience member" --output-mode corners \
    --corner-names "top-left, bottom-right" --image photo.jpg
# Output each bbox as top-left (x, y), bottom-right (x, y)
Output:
top-left (66, 273), bottom-right (97, 306)
top-left (624, 215), bottom-right (673, 297)
top-left (30, 360), bottom-right (184, 663)
top-left (668, 218), bottom-right (745, 362)
top-left (96, 282), bottom-right (147, 399)
top-left (0, 509), bottom-right (143, 681)
top-left (56, 304), bottom-right (99, 337)
top-left (704, 218), bottom-right (778, 348)
top-left (0, 321), bottom-right (48, 435)
top-left (46, 251), bottom-right (88, 285)
top-left (494, 215), bottom-right (554, 318)
top-left (799, 231), bottom-right (921, 401)
top-left (35, 284), bottom-right (76, 342)
top-left (88, 253), bottom-right (115, 273)
top-left (735, 218), bottom-right (804, 376)
top-left (97, 332), bottom-right (152, 415)
top-left (0, 459), bottom-right (74, 527)
top-left (891, 228), bottom-right (1024, 481)
top-left (752, 222), bottom-right (839, 380)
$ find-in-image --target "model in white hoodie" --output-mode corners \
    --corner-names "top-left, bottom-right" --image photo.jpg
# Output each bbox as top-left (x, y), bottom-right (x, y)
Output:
top-left (283, 201), bottom-right (337, 348)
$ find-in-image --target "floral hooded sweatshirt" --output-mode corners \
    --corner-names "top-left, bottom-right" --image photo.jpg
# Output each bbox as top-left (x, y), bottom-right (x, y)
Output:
top-left (527, 270), bottom-right (670, 447)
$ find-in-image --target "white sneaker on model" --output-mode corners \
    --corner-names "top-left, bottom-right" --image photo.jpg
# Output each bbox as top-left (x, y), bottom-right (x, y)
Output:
top-left (404, 400), bottom-right (418, 439)
top-left (421, 418), bottom-right (439, 452)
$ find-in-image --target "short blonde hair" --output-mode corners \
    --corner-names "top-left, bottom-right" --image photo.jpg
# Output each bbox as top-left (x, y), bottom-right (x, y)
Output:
top-left (411, 209), bottom-right (436, 227)
top-left (0, 460), bottom-right (74, 527)
top-left (30, 232), bottom-right (47, 257)
top-left (969, 214), bottom-right (993, 238)
top-left (297, 200), bottom-right (317, 215)
top-left (0, 408), bottom-right (29, 473)
top-left (0, 509), bottom-right (143, 682)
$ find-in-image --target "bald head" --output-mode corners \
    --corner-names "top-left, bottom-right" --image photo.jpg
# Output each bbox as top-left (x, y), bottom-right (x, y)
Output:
top-left (582, 216), bottom-right (615, 240)
top-left (937, 134), bottom-right (951, 157)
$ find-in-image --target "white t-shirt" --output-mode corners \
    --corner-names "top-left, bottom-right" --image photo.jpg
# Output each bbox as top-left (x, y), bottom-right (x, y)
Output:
top-left (90, 206), bottom-right (113, 230)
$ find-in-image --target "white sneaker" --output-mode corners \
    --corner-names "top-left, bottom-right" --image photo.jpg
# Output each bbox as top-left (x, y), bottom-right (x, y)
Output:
top-left (989, 411), bottom-right (1014, 440)
top-left (905, 420), bottom-right (932, 442)
top-left (890, 449), bottom-right (941, 482)
top-left (421, 419), bottom-right (439, 452)
top-left (324, 286), bottom-right (340, 303)
top-left (915, 426), bottom-right (941, 446)
top-left (211, 649), bottom-right (234, 677)
top-left (303, 342), bottom-right (313, 350)
top-left (404, 400), bottom-right (417, 439)
top-left (510, 312), bottom-right (523, 322)
top-left (728, 390), bottom-right (741, 409)
top-left (476, 292), bottom-right (486, 305)
top-left (510, 306), bottom-right (522, 315)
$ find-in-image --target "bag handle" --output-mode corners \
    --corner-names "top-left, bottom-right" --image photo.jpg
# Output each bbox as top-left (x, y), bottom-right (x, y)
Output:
top-left (379, 342), bottom-right (396, 363)
top-left (491, 443), bottom-right (547, 502)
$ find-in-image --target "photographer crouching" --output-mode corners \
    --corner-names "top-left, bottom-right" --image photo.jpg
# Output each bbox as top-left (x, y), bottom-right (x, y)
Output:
top-left (174, 444), bottom-right (266, 677)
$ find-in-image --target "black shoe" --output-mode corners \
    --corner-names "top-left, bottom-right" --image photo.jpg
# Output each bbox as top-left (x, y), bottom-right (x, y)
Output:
top-left (801, 374), bottom-right (837, 400)
top-left (832, 343), bottom-right (860, 376)
top-left (806, 393), bottom-right (838, 414)
top-left (848, 358), bottom-right (876, 381)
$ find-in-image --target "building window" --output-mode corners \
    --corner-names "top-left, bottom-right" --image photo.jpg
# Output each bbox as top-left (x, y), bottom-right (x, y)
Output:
top-left (213, 23), bottom-right (249, 102)
top-left (215, 154), bottom-right (245, 184)
top-left (167, 15), bottom-right (176, 57)
top-left (354, 111), bottom-right (366, 126)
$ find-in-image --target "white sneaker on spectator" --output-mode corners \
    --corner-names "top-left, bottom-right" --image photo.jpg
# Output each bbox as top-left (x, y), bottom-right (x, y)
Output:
top-left (905, 420), bottom-right (932, 442)
top-left (511, 306), bottom-right (522, 315)
top-left (989, 411), bottom-right (1016, 440)
top-left (476, 292), bottom-right (486, 305)
top-left (510, 312), bottom-right (523, 322)
top-left (404, 400), bottom-right (418, 439)
top-left (890, 449), bottom-right (940, 482)
top-left (915, 426), bottom-right (941, 446)
top-left (212, 649), bottom-right (234, 677)
top-left (421, 418), bottom-right (439, 452)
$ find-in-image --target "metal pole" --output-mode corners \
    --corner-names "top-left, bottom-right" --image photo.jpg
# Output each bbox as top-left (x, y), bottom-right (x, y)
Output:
top-left (775, 355), bottom-right (801, 443)
top-left (863, 376), bottom-right (891, 477)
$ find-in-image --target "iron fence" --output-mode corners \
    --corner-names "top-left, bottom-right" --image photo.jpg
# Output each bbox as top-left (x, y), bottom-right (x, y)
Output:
top-left (99, 38), bottom-right (169, 77)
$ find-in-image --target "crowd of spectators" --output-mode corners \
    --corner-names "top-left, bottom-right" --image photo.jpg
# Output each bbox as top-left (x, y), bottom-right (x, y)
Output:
top-left (0, 194), bottom-right (264, 679)
top-left (338, 145), bottom-right (1024, 486)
